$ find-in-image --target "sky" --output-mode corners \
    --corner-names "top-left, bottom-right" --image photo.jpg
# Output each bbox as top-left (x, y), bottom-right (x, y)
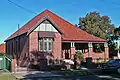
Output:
top-left (0, 0), bottom-right (120, 44)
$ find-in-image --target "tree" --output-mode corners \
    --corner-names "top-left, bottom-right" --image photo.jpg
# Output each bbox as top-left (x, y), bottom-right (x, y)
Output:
top-left (114, 26), bottom-right (120, 39)
top-left (79, 11), bottom-right (115, 39)
top-left (78, 11), bottom-right (118, 58)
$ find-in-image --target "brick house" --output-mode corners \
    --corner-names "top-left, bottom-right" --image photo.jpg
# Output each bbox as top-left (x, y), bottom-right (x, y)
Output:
top-left (0, 43), bottom-right (6, 53)
top-left (5, 10), bottom-right (108, 71)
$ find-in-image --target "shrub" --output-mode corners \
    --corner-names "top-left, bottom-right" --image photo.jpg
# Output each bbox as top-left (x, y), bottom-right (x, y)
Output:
top-left (0, 52), bottom-right (5, 56)
top-left (75, 51), bottom-right (84, 61)
top-left (48, 64), bottom-right (62, 70)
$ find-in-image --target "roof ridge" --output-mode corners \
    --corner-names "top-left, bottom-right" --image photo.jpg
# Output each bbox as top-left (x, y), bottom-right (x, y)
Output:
top-left (49, 11), bottom-right (106, 41)
top-left (46, 9), bottom-right (76, 27)
top-left (39, 10), bottom-right (107, 42)
top-left (5, 9), bottom-right (107, 42)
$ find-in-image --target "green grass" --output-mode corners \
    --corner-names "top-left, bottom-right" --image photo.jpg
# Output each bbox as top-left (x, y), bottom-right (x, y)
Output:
top-left (0, 74), bottom-right (16, 80)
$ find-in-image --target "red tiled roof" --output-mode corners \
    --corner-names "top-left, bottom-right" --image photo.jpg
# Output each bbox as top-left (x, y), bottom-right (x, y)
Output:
top-left (5, 9), bottom-right (107, 42)
top-left (0, 44), bottom-right (5, 53)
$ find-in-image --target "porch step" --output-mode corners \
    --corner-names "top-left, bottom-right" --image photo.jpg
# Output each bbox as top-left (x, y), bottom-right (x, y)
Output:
top-left (16, 66), bottom-right (39, 72)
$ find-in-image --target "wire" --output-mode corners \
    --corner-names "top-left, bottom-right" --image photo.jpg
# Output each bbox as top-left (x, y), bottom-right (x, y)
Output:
top-left (7, 0), bottom-right (37, 14)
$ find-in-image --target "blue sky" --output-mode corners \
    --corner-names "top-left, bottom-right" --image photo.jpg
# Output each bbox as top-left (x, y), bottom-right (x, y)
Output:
top-left (0, 0), bottom-right (120, 44)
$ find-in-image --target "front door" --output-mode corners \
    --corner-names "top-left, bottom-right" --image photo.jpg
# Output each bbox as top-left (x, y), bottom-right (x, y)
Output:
top-left (64, 50), bottom-right (70, 59)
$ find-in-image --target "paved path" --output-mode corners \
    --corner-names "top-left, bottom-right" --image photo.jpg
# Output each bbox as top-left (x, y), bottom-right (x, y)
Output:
top-left (13, 71), bottom-right (62, 79)
top-left (12, 70), bottom-right (107, 80)
top-left (1, 69), bottom-right (120, 80)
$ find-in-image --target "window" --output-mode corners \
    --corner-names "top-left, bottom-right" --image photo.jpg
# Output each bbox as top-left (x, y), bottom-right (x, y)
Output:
top-left (75, 43), bottom-right (88, 53)
top-left (39, 38), bottom-right (53, 52)
top-left (44, 42), bottom-right (47, 50)
top-left (93, 43), bottom-right (104, 53)
top-left (39, 39), bottom-right (43, 51)
top-left (48, 42), bottom-right (52, 50)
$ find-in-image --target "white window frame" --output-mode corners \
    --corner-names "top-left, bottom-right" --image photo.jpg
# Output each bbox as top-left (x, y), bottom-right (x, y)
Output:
top-left (39, 38), bottom-right (53, 52)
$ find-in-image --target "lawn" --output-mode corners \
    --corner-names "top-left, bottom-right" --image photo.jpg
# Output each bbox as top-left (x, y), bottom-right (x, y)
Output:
top-left (0, 74), bottom-right (16, 80)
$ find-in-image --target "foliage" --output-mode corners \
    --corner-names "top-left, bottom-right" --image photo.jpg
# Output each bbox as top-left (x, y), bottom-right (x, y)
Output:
top-left (79, 11), bottom-right (115, 39)
top-left (108, 26), bottom-right (120, 53)
top-left (108, 36), bottom-right (119, 57)
top-left (78, 11), bottom-right (119, 57)
top-left (93, 43), bottom-right (104, 53)
top-left (114, 26), bottom-right (120, 37)
top-left (73, 51), bottom-right (84, 69)
top-left (75, 51), bottom-right (84, 61)
top-left (108, 26), bottom-right (120, 57)
top-left (0, 52), bottom-right (5, 56)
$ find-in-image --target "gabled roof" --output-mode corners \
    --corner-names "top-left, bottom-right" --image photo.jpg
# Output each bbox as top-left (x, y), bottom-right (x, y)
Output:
top-left (5, 9), bottom-right (107, 42)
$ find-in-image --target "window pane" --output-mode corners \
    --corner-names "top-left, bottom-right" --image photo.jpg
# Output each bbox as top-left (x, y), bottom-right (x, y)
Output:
top-left (48, 38), bottom-right (52, 41)
top-left (48, 42), bottom-right (52, 50)
top-left (44, 42), bottom-right (47, 51)
top-left (44, 38), bottom-right (47, 41)
top-left (39, 38), bottom-right (53, 52)
top-left (39, 40), bottom-right (43, 51)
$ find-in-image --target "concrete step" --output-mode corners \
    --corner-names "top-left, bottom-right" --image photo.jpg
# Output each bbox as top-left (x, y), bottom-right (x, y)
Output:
top-left (17, 67), bottom-right (28, 72)
top-left (16, 66), bottom-right (38, 72)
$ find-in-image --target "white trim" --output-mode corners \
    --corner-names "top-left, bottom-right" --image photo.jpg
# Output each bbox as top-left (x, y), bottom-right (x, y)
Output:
top-left (104, 42), bottom-right (108, 47)
top-left (62, 40), bottom-right (106, 43)
top-left (88, 42), bottom-right (93, 48)
top-left (34, 22), bottom-right (58, 32)
top-left (71, 42), bottom-right (75, 47)
top-left (39, 38), bottom-right (53, 52)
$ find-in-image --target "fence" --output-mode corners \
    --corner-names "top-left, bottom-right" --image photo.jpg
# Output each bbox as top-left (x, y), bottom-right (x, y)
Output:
top-left (0, 56), bottom-right (12, 71)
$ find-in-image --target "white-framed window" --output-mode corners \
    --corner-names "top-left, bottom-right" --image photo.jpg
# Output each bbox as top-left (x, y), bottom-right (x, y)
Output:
top-left (39, 38), bottom-right (53, 52)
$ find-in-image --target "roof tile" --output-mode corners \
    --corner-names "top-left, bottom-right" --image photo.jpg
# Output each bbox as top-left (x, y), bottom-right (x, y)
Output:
top-left (5, 9), bottom-right (106, 42)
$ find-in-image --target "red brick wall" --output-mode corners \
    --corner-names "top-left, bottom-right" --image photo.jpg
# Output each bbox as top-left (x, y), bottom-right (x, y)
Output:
top-left (19, 36), bottom-right (29, 60)
top-left (105, 47), bottom-right (109, 58)
top-left (0, 44), bottom-right (5, 53)
top-left (29, 31), bottom-right (38, 54)
top-left (28, 31), bottom-right (109, 60)
top-left (71, 47), bottom-right (75, 59)
top-left (53, 32), bottom-right (62, 59)
top-left (6, 33), bottom-right (29, 59)
top-left (82, 47), bottom-right (109, 59)
top-left (29, 31), bottom-right (62, 59)
top-left (12, 59), bottom-right (17, 72)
